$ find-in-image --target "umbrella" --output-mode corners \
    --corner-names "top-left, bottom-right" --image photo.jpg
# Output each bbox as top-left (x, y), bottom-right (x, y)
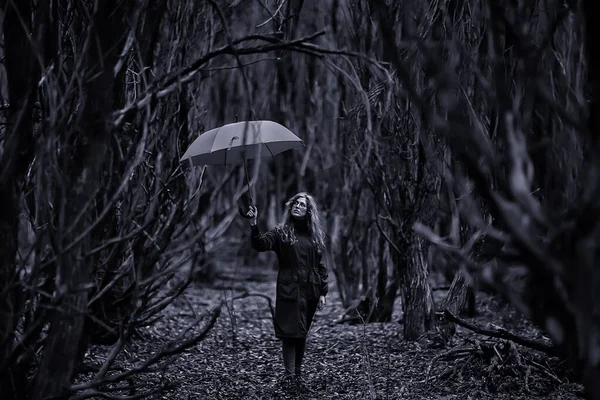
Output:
top-left (180, 120), bottom-right (303, 166)
top-left (180, 120), bottom-right (304, 205)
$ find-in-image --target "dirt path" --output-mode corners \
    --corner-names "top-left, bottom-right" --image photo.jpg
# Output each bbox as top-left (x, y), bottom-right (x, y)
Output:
top-left (82, 268), bottom-right (584, 400)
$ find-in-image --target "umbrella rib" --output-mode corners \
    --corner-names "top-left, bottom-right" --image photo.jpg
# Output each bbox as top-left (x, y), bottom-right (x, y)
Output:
top-left (265, 142), bottom-right (275, 159)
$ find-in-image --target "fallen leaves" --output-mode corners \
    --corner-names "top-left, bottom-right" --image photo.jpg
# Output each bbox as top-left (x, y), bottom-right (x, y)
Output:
top-left (77, 274), bottom-right (584, 399)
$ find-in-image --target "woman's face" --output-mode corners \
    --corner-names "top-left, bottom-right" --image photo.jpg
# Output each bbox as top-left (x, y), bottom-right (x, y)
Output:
top-left (290, 196), bottom-right (308, 219)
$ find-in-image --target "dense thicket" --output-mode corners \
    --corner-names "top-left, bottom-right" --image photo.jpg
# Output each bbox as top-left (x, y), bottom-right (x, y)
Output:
top-left (0, 0), bottom-right (597, 398)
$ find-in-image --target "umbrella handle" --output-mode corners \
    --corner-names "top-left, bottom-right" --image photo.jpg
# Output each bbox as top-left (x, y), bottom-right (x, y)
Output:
top-left (243, 158), bottom-right (254, 205)
top-left (238, 158), bottom-right (254, 220)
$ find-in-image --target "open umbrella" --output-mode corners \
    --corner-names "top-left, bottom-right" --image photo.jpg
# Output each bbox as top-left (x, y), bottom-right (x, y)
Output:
top-left (180, 120), bottom-right (304, 205)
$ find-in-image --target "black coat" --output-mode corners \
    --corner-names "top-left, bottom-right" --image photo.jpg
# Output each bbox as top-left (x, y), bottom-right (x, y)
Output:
top-left (251, 224), bottom-right (329, 338)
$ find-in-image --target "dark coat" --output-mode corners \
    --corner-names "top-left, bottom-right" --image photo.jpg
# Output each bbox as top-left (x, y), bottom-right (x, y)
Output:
top-left (250, 224), bottom-right (328, 338)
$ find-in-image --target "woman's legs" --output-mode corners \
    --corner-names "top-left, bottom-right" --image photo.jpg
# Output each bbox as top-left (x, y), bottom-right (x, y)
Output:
top-left (294, 338), bottom-right (307, 377)
top-left (282, 337), bottom-right (307, 377)
top-left (282, 338), bottom-right (296, 376)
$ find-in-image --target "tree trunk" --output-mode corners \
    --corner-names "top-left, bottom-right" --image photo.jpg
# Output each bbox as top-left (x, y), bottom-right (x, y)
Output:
top-left (32, 2), bottom-right (124, 397)
top-left (360, 228), bottom-right (370, 293)
top-left (0, 0), bottom-right (41, 397)
top-left (338, 236), bottom-right (358, 305)
top-left (368, 232), bottom-right (397, 322)
top-left (579, 2), bottom-right (600, 394)
top-left (398, 237), bottom-right (436, 341)
top-left (436, 267), bottom-right (470, 345)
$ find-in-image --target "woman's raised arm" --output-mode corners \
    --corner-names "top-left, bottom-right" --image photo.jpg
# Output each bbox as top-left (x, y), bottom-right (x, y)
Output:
top-left (250, 225), bottom-right (280, 253)
top-left (243, 205), bottom-right (280, 253)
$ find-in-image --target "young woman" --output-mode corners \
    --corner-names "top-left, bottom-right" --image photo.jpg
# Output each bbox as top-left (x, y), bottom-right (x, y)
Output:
top-left (244, 192), bottom-right (328, 388)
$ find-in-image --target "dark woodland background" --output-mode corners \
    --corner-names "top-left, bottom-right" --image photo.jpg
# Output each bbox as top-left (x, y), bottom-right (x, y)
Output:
top-left (0, 0), bottom-right (599, 399)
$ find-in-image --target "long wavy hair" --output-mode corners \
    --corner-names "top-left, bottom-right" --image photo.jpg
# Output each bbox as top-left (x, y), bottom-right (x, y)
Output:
top-left (275, 192), bottom-right (326, 251)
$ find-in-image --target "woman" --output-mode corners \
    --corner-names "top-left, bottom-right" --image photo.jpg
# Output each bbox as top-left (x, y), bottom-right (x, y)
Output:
top-left (243, 192), bottom-right (328, 388)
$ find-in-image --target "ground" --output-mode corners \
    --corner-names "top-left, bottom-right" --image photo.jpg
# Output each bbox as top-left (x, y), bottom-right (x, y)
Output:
top-left (81, 265), bottom-right (586, 400)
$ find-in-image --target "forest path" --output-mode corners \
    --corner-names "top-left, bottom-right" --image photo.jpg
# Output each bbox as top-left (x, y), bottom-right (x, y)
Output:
top-left (83, 264), bottom-right (583, 400)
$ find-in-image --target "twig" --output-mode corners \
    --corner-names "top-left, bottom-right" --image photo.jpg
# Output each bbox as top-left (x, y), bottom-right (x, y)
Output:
top-left (356, 311), bottom-right (377, 400)
top-left (256, 0), bottom-right (285, 28)
top-left (40, 119), bottom-right (151, 271)
top-left (69, 382), bottom-right (169, 400)
top-left (413, 222), bottom-right (483, 275)
top-left (206, 0), bottom-right (256, 125)
top-left (374, 216), bottom-right (402, 255)
top-left (443, 310), bottom-right (555, 354)
top-left (113, 31), bottom-right (389, 126)
top-left (113, 2), bottom-right (144, 77)
top-left (458, 353), bottom-right (476, 380)
top-left (231, 291), bottom-right (275, 321)
top-left (113, 32), bottom-right (325, 126)
top-left (84, 219), bottom-right (154, 258)
top-left (418, 346), bottom-right (474, 383)
top-left (323, 341), bottom-right (340, 354)
top-left (70, 305), bottom-right (221, 393)
top-left (509, 342), bottom-right (530, 392)
top-left (528, 357), bottom-right (563, 384)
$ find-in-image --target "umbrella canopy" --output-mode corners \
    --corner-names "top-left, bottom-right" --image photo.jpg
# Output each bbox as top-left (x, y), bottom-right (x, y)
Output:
top-left (180, 120), bottom-right (304, 166)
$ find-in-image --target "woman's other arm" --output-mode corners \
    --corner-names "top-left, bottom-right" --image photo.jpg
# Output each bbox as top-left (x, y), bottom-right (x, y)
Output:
top-left (317, 251), bottom-right (329, 297)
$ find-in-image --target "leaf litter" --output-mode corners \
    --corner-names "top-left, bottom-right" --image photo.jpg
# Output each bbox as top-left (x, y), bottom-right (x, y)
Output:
top-left (81, 267), bottom-right (585, 400)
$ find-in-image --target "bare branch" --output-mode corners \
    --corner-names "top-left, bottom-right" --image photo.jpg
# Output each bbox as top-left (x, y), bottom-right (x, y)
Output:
top-left (70, 304), bottom-right (222, 393)
top-left (443, 310), bottom-right (555, 355)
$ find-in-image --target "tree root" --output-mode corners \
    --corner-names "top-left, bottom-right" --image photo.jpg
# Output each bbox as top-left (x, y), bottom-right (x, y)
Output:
top-left (420, 336), bottom-right (565, 396)
top-left (420, 347), bottom-right (475, 382)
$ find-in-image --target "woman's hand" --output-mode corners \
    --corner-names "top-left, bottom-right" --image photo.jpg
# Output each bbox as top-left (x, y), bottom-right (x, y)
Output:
top-left (317, 295), bottom-right (326, 310)
top-left (246, 205), bottom-right (258, 226)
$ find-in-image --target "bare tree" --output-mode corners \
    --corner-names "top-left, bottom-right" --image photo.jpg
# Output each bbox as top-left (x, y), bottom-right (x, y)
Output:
top-left (369, 0), bottom-right (600, 396)
top-left (343, 0), bottom-right (442, 339)
top-left (0, 1), bottom-right (350, 398)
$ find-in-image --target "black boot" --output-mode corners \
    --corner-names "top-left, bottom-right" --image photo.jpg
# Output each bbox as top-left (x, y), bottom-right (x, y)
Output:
top-left (294, 368), bottom-right (312, 393)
